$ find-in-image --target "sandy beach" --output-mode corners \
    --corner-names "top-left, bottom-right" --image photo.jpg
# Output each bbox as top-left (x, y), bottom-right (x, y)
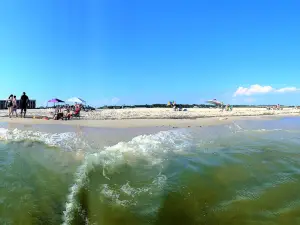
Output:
top-left (0, 107), bottom-right (298, 128)
top-left (1, 107), bottom-right (299, 120)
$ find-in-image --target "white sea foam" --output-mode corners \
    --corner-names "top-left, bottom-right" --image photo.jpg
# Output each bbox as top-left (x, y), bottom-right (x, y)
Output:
top-left (0, 128), bottom-right (88, 151)
top-left (250, 128), bottom-right (283, 132)
top-left (0, 128), bottom-right (8, 138)
top-left (62, 160), bottom-right (90, 225)
top-left (62, 129), bottom-right (192, 225)
top-left (98, 173), bottom-right (167, 208)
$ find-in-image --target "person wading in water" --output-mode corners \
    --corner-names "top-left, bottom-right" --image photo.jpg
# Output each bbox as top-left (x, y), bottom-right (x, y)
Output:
top-left (20, 92), bottom-right (29, 118)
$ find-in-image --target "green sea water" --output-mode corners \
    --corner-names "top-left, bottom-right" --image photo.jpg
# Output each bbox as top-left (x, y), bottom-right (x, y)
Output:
top-left (1, 118), bottom-right (300, 224)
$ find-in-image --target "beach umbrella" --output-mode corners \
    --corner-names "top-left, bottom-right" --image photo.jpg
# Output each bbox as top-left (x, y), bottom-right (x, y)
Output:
top-left (67, 97), bottom-right (86, 104)
top-left (48, 98), bottom-right (65, 103)
top-left (206, 99), bottom-right (222, 106)
top-left (47, 98), bottom-right (65, 107)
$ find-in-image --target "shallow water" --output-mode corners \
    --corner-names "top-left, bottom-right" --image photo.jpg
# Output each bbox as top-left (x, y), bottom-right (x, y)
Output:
top-left (1, 118), bottom-right (300, 224)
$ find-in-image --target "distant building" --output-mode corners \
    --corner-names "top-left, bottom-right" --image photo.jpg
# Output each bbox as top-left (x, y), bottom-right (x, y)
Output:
top-left (0, 100), bottom-right (36, 109)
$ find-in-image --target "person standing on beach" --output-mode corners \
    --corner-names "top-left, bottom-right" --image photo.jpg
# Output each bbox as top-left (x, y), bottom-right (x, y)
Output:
top-left (6, 94), bottom-right (13, 118)
top-left (12, 95), bottom-right (18, 117)
top-left (20, 92), bottom-right (29, 118)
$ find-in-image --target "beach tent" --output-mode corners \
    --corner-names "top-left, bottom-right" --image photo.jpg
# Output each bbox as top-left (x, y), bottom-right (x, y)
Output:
top-left (67, 97), bottom-right (86, 104)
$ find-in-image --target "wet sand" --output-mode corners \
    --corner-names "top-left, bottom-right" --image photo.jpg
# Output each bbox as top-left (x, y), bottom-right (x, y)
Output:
top-left (0, 115), bottom-right (283, 129)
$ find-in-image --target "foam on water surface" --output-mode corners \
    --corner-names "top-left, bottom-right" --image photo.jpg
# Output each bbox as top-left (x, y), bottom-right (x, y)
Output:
top-left (62, 129), bottom-right (193, 224)
top-left (0, 127), bottom-right (89, 152)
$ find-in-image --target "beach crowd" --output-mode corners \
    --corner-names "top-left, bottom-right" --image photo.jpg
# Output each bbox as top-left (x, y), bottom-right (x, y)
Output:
top-left (51, 104), bottom-right (82, 120)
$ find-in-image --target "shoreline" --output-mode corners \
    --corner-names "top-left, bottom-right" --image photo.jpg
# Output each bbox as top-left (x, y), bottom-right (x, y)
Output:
top-left (0, 114), bottom-right (289, 129)
top-left (0, 114), bottom-right (293, 154)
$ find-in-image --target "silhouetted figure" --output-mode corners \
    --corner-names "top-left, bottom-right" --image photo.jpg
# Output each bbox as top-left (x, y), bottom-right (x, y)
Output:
top-left (20, 92), bottom-right (29, 118)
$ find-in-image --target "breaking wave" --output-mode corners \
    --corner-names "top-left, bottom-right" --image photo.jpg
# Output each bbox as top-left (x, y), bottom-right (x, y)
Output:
top-left (62, 129), bottom-right (193, 224)
top-left (0, 128), bottom-right (89, 151)
top-left (1, 127), bottom-right (189, 224)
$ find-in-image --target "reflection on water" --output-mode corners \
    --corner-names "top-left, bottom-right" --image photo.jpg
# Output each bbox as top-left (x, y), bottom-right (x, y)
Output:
top-left (1, 118), bottom-right (300, 224)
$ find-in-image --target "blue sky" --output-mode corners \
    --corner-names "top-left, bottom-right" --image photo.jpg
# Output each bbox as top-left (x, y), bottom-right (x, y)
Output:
top-left (0, 0), bottom-right (300, 106)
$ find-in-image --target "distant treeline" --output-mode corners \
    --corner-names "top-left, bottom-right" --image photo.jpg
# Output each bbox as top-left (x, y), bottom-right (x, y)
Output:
top-left (98, 104), bottom-right (294, 109)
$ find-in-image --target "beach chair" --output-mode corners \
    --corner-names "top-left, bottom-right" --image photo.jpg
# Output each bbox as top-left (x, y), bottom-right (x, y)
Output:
top-left (72, 109), bottom-right (81, 119)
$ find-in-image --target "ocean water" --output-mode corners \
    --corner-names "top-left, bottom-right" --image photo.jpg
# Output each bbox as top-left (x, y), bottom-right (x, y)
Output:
top-left (1, 118), bottom-right (300, 224)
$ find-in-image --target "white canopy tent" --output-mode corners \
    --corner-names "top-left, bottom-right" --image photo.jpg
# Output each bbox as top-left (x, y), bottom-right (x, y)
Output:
top-left (67, 97), bottom-right (86, 104)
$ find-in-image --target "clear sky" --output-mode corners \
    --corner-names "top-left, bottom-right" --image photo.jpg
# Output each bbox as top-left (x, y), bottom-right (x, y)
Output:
top-left (1, 0), bottom-right (300, 106)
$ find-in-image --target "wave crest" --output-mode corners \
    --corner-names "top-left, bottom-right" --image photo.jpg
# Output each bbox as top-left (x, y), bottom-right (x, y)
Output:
top-left (0, 128), bottom-right (88, 151)
top-left (62, 129), bottom-right (192, 224)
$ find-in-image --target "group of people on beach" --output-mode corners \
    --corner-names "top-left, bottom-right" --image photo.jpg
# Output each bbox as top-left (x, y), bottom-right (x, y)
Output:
top-left (6, 92), bottom-right (29, 118)
top-left (52, 103), bottom-right (81, 120)
top-left (266, 104), bottom-right (282, 110)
